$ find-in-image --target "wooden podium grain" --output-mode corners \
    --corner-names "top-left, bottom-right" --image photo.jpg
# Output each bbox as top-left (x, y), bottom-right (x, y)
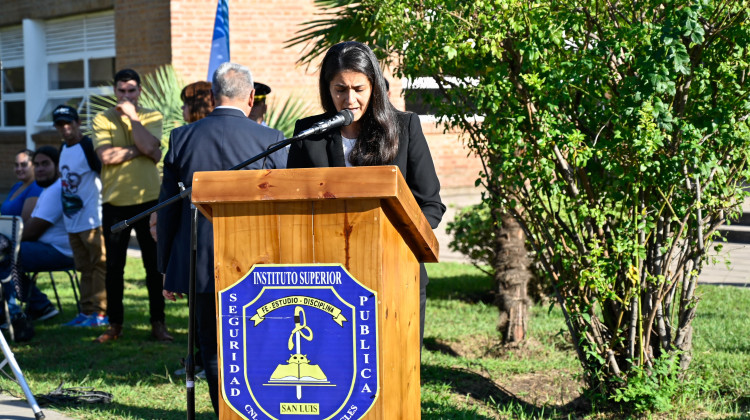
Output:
top-left (191, 166), bottom-right (439, 419)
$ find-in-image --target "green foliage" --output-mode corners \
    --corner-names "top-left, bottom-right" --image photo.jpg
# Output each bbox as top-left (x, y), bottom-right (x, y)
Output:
top-left (611, 353), bottom-right (681, 413)
top-left (266, 95), bottom-right (315, 138)
top-left (291, 0), bottom-right (750, 411)
top-left (286, 0), bottom-right (393, 66)
top-left (139, 65), bottom-right (186, 149)
top-left (446, 202), bottom-right (495, 276)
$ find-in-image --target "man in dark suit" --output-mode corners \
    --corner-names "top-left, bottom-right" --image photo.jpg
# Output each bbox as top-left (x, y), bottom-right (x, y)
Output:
top-left (157, 62), bottom-right (285, 414)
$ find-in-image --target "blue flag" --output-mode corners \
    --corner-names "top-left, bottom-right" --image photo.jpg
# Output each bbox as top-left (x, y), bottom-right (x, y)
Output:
top-left (207, 0), bottom-right (230, 81)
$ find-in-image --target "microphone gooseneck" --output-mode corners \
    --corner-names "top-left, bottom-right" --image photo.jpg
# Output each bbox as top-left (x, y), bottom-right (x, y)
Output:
top-left (297, 109), bottom-right (354, 137)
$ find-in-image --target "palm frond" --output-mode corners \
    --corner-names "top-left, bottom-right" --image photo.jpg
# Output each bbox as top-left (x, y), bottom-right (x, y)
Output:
top-left (266, 95), bottom-right (315, 138)
top-left (286, 0), bottom-right (392, 67)
top-left (138, 65), bottom-right (185, 149)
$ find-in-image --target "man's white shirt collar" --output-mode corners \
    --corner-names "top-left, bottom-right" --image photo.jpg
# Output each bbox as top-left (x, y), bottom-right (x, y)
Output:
top-left (215, 105), bottom-right (245, 113)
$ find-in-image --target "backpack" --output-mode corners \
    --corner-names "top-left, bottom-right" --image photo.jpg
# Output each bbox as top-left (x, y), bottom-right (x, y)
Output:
top-left (59, 135), bottom-right (101, 175)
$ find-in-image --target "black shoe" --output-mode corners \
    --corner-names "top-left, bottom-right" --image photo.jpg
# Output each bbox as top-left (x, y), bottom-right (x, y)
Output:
top-left (11, 313), bottom-right (35, 342)
top-left (26, 304), bottom-right (59, 322)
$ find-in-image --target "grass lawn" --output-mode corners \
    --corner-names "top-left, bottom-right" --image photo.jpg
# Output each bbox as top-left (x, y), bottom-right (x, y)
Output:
top-left (1, 260), bottom-right (748, 419)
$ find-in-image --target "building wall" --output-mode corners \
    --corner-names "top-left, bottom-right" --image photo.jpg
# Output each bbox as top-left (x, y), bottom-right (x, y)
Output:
top-left (167, 0), bottom-right (482, 190)
top-left (0, 131), bottom-right (26, 190)
top-left (114, 0), bottom-right (172, 75)
top-left (0, 0), bottom-right (112, 26)
top-left (421, 121), bottom-right (484, 192)
top-left (170, 0), bottom-right (321, 107)
top-left (0, 131), bottom-right (60, 189)
top-left (0, 0), bottom-right (483, 192)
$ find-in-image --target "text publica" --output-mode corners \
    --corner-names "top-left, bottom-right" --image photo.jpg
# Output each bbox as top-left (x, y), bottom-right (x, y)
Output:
top-left (252, 270), bottom-right (343, 286)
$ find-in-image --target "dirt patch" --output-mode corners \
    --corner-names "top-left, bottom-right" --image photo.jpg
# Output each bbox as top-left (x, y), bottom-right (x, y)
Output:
top-left (426, 335), bottom-right (588, 417)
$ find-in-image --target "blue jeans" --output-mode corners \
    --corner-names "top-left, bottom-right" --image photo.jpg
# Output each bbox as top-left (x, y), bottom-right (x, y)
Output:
top-left (1, 241), bottom-right (73, 316)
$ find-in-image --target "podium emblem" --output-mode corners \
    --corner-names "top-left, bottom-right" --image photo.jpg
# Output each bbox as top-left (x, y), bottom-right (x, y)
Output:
top-left (219, 264), bottom-right (379, 419)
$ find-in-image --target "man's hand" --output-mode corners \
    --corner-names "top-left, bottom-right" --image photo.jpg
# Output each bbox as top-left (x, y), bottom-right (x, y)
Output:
top-left (115, 99), bottom-right (139, 121)
top-left (149, 212), bottom-right (158, 242)
top-left (163, 289), bottom-right (184, 302)
top-left (116, 99), bottom-right (162, 163)
top-left (97, 145), bottom-right (142, 165)
top-left (21, 217), bottom-right (52, 241)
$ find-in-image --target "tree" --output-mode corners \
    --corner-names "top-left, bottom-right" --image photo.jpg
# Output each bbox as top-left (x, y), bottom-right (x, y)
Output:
top-left (290, 0), bottom-right (750, 409)
top-left (447, 202), bottom-right (537, 342)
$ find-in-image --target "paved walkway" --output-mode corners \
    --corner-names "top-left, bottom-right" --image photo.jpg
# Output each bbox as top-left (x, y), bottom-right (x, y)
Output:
top-left (0, 393), bottom-right (73, 420)
top-left (435, 187), bottom-right (750, 287)
top-left (697, 242), bottom-right (750, 287)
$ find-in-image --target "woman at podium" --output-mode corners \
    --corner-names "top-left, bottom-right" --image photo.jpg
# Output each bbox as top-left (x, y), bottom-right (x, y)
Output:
top-left (287, 41), bottom-right (445, 346)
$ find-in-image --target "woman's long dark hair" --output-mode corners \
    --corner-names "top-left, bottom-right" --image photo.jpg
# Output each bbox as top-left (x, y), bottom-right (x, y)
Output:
top-left (319, 41), bottom-right (399, 166)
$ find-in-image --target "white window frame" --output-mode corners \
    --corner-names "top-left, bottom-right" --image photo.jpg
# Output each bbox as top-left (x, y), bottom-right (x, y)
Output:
top-left (402, 76), bottom-right (484, 122)
top-left (34, 10), bottom-right (115, 129)
top-left (0, 25), bottom-right (25, 130)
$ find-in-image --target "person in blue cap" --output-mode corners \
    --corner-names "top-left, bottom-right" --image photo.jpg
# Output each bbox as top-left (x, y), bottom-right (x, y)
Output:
top-left (54, 105), bottom-right (108, 328)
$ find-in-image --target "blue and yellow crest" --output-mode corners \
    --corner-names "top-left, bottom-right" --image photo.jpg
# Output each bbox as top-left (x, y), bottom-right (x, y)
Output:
top-left (218, 264), bottom-right (379, 419)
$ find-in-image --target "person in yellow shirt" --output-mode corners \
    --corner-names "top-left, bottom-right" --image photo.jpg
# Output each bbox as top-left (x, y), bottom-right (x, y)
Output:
top-left (91, 68), bottom-right (172, 343)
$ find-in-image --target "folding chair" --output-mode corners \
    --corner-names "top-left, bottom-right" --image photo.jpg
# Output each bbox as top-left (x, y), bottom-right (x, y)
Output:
top-left (0, 329), bottom-right (45, 419)
top-left (0, 216), bottom-right (45, 418)
top-left (0, 215), bottom-right (81, 316)
top-left (0, 215), bottom-right (23, 340)
top-left (28, 269), bottom-right (81, 315)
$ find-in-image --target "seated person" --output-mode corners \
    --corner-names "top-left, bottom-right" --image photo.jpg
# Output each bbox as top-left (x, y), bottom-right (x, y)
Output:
top-left (1, 146), bottom-right (74, 323)
top-left (1, 149), bottom-right (43, 222)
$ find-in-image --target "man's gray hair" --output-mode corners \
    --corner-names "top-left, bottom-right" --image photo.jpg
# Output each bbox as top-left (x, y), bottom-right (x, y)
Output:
top-left (212, 62), bottom-right (254, 99)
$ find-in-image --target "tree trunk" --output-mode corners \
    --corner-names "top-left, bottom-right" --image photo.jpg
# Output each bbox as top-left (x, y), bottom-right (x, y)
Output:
top-left (493, 208), bottom-right (532, 345)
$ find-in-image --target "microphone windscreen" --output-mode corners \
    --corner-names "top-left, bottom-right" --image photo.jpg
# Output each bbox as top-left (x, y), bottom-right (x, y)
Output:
top-left (340, 109), bottom-right (354, 126)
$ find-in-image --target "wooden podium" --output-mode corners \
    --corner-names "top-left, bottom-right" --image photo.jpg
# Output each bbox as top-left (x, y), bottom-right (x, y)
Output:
top-left (191, 166), bottom-right (439, 419)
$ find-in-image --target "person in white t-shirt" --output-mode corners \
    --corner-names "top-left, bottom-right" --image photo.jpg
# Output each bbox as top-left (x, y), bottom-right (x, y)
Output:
top-left (1, 147), bottom-right (74, 323)
top-left (53, 105), bottom-right (108, 327)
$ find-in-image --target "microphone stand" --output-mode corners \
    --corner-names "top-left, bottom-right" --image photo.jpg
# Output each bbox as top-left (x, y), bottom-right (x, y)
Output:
top-left (110, 136), bottom-right (295, 234)
top-left (186, 202), bottom-right (197, 420)
top-left (110, 112), bottom-right (350, 420)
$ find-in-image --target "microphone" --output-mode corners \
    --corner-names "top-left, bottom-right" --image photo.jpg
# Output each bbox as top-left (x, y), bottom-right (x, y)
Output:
top-left (296, 109), bottom-right (354, 137)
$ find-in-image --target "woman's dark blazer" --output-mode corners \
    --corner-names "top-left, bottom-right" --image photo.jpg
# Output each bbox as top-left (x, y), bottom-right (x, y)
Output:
top-left (288, 111), bottom-right (445, 229)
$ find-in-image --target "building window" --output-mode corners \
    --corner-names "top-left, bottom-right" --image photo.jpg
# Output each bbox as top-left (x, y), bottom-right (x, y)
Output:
top-left (89, 57), bottom-right (115, 88)
top-left (404, 88), bottom-right (445, 116)
top-left (0, 25), bottom-right (24, 128)
top-left (48, 60), bottom-right (85, 90)
top-left (2, 67), bottom-right (25, 93)
top-left (3, 101), bottom-right (26, 127)
top-left (403, 76), bottom-right (481, 119)
top-left (37, 11), bottom-right (116, 126)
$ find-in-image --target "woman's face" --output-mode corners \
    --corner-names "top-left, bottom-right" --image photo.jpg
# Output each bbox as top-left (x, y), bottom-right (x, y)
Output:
top-left (14, 153), bottom-right (33, 182)
top-left (182, 102), bottom-right (191, 123)
top-left (329, 70), bottom-right (372, 124)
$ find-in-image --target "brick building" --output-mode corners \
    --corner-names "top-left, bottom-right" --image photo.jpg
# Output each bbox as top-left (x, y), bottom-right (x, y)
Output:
top-left (0, 0), bottom-right (482, 194)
